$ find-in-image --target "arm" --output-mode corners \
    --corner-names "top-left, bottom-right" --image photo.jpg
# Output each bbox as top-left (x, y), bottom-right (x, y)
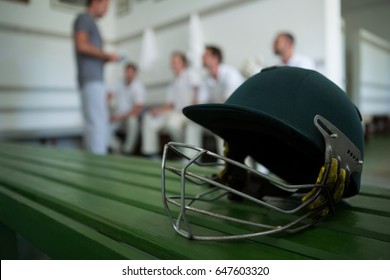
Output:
top-left (192, 86), bottom-right (199, 104)
top-left (188, 68), bottom-right (201, 104)
top-left (148, 82), bottom-right (174, 115)
top-left (223, 70), bottom-right (244, 100)
top-left (107, 90), bottom-right (114, 102)
top-left (110, 104), bottom-right (144, 122)
top-left (149, 103), bottom-right (173, 116)
top-left (75, 31), bottom-right (119, 62)
top-left (197, 80), bottom-right (209, 104)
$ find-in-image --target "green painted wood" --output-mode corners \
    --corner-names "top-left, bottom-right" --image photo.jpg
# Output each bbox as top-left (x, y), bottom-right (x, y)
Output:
top-left (0, 150), bottom-right (202, 204)
top-left (343, 196), bottom-right (390, 217)
top-left (1, 154), bottom-right (388, 258)
top-left (1, 141), bottom-right (389, 200)
top-left (0, 153), bottom-right (181, 202)
top-left (0, 142), bottom-right (213, 181)
top-left (0, 150), bottom-right (389, 240)
top-left (0, 161), bottom-right (387, 259)
top-left (360, 186), bottom-right (390, 199)
top-left (0, 186), bottom-right (155, 260)
top-left (0, 141), bottom-right (389, 259)
top-left (321, 209), bottom-right (390, 242)
top-left (0, 165), bottom-right (308, 260)
top-left (0, 147), bottom-right (389, 227)
top-left (0, 221), bottom-right (18, 259)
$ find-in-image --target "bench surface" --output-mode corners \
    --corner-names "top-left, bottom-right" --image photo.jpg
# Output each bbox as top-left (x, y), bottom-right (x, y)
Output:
top-left (0, 141), bottom-right (389, 260)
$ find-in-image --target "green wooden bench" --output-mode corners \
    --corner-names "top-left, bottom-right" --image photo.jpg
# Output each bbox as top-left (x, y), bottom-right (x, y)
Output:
top-left (0, 141), bottom-right (389, 259)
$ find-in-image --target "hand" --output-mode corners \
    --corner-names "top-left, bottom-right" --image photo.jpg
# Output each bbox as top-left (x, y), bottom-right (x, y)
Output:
top-left (110, 115), bottom-right (121, 123)
top-left (104, 53), bottom-right (120, 62)
top-left (301, 158), bottom-right (347, 217)
top-left (150, 108), bottom-right (162, 117)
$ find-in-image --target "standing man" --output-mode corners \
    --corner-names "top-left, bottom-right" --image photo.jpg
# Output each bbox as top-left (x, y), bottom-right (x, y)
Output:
top-left (273, 32), bottom-right (316, 70)
top-left (141, 52), bottom-right (199, 158)
top-left (108, 63), bottom-right (146, 154)
top-left (74, 0), bottom-right (119, 154)
top-left (186, 45), bottom-right (244, 153)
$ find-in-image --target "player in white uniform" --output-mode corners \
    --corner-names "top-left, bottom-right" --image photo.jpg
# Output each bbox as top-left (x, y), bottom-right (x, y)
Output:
top-left (273, 32), bottom-right (316, 70)
top-left (108, 63), bottom-right (146, 154)
top-left (141, 52), bottom-right (199, 157)
top-left (185, 45), bottom-right (244, 154)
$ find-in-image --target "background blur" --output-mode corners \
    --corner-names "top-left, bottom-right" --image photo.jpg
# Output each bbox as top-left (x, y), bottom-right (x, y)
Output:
top-left (0, 0), bottom-right (389, 146)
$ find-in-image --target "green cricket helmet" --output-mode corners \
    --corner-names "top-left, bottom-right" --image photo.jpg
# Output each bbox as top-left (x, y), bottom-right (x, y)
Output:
top-left (161, 66), bottom-right (364, 240)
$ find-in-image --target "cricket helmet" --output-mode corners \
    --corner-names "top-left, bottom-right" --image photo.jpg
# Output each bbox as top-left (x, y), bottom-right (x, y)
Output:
top-left (162, 66), bottom-right (364, 240)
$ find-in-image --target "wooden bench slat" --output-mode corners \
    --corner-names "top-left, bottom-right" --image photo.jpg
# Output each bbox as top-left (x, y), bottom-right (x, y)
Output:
top-left (0, 185), bottom-right (155, 260)
top-left (1, 141), bottom-right (388, 199)
top-left (0, 142), bottom-right (219, 178)
top-left (0, 161), bottom-right (390, 258)
top-left (0, 150), bottom-right (194, 198)
top-left (0, 165), bottom-right (309, 260)
top-left (1, 150), bottom-right (389, 221)
top-left (1, 142), bottom-right (390, 259)
top-left (0, 142), bottom-right (170, 172)
top-left (1, 148), bottom-right (389, 222)
top-left (343, 196), bottom-right (390, 217)
top-left (0, 144), bottom-right (390, 241)
top-left (359, 185), bottom-right (390, 199)
top-left (0, 144), bottom-right (214, 191)
top-left (0, 156), bottom-right (173, 214)
top-left (320, 211), bottom-right (390, 242)
top-left (2, 141), bottom-right (389, 194)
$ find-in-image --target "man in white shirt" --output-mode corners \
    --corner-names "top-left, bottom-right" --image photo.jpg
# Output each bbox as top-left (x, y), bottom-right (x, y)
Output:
top-left (141, 52), bottom-right (199, 157)
top-left (108, 63), bottom-right (146, 154)
top-left (273, 32), bottom-right (316, 70)
top-left (198, 45), bottom-right (245, 103)
top-left (186, 45), bottom-right (244, 153)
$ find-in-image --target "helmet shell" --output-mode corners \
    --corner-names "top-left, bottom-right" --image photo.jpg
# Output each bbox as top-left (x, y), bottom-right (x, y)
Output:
top-left (184, 66), bottom-right (364, 197)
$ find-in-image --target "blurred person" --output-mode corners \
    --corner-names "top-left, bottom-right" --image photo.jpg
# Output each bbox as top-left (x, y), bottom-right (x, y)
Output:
top-left (141, 52), bottom-right (199, 158)
top-left (186, 45), bottom-right (244, 154)
top-left (241, 56), bottom-right (264, 79)
top-left (73, 0), bottom-right (119, 154)
top-left (108, 63), bottom-right (145, 154)
top-left (197, 45), bottom-right (244, 103)
top-left (273, 32), bottom-right (316, 70)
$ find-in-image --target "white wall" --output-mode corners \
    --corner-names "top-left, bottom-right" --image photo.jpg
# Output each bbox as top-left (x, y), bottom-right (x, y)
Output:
top-left (359, 30), bottom-right (390, 116)
top-left (0, 1), bottom-right (74, 136)
top-left (343, 0), bottom-right (390, 117)
top-left (115, 0), bottom-right (333, 105)
top-left (342, 0), bottom-right (390, 43)
top-left (0, 0), bottom-right (115, 137)
top-left (0, 0), bottom-right (340, 138)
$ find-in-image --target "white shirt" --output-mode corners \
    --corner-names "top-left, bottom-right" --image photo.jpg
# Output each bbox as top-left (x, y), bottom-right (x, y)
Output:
top-left (283, 53), bottom-right (316, 70)
top-left (198, 64), bottom-right (244, 103)
top-left (166, 68), bottom-right (199, 111)
top-left (111, 79), bottom-right (146, 115)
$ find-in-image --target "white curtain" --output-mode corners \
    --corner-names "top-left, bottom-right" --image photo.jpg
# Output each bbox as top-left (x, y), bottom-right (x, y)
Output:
top-left (187, 12), bottom-right (204, 69)
top-left (139, 28), bottom-right (158, 72)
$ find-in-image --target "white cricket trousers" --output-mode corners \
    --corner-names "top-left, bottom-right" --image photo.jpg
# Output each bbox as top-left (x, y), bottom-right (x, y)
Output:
top-left (142, 111), bottom-right (188, 155)
top-left (80, 81), bottom-right (109, 155)
top-left (109, 116), bottom-right (139, 153)
top-left (185, 122), bottom-right (224, 155)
